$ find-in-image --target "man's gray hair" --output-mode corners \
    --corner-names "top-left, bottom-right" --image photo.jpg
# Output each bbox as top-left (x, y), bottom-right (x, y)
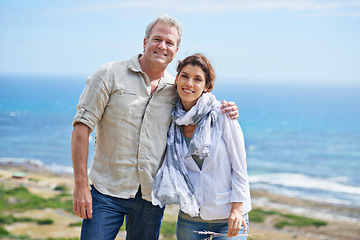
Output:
top-left (145, 14), bottom-right (183, 48)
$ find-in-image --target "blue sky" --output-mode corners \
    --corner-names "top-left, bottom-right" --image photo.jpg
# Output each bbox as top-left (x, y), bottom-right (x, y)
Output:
top-left (1, 0), bottom-right (359, 86)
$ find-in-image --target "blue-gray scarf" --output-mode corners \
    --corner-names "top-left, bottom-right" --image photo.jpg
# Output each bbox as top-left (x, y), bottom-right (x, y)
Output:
top-left (152, 93), bottom-right (220, 217)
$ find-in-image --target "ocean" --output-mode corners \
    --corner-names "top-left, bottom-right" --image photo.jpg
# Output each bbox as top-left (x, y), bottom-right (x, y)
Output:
top-left (1, 74), bottom-right (360, 209)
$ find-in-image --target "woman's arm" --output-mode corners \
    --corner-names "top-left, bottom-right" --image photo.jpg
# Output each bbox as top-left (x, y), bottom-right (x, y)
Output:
top-left (223, 115), bottom-right (250, 203)
top-left (221, 114), bottom-right (251, 238)
top-left (228, 202), bottom-right (247, 238)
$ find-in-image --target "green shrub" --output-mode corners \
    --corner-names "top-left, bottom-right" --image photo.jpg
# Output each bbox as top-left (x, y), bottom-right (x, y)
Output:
top-left (0, 225), bottom-right (10, 236)
top-left (47, 238), bottom-right (80, 240)
top-left (6, 186), bottom-right (31, 197)
top-left (0, 215), bottom-right (14, 224)
top-left (54, 185), bottom-right (68, 191)
top-left (37, 219), bottom-right (54, 225)
top-left (1, 185), bottom-right (73, 213)
top-left (274, 220), bottom-right (290, 229)
top-left (249, 209), bottom-right (265, 222)
top-left (274, 214), bottom-right (327, 229)
top-left (69, 222), bottom-right (82, 227)
top-left (160, 220), bottom-right (176, 239)
top-left (0, 215), bottom-right (34, 224)
top-left (312, 220), bottom-right (328, 227)
top-left (29, 178), bottom-right (39, 182)
top-left (249, 208), bottom-right (280, 223)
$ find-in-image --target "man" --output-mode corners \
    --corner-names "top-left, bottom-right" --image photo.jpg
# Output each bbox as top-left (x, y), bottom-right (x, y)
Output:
top-left (71, 15), bottom-right (238, 240)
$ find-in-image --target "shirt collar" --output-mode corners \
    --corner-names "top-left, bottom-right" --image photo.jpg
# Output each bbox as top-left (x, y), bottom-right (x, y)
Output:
top-left (128, 54), bottom-right (143, 73)
top-left (128, 54), bottom-right (175, 85)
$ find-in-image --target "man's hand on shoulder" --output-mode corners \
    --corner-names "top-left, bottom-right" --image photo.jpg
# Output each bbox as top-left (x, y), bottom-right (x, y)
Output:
top-left (220, 100), bottom-right (239, 119)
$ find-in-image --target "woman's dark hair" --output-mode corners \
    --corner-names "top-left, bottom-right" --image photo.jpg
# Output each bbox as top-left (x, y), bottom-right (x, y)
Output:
top-left (176, 53), bottom-right (215, 92)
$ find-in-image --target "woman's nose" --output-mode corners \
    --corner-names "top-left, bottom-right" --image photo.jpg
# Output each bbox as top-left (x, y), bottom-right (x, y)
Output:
top-left (186, 79), bottom-right (194, 86)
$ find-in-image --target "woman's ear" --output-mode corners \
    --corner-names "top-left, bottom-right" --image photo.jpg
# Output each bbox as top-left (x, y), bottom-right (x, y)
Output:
top-left (203, 83), bottom-right (210, 93)
top-left (174, 76), bottom-right (178, 88)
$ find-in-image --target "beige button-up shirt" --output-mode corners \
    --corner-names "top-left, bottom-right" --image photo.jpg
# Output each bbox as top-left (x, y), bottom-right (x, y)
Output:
top-left (73, 55), bottom-right (178, 201)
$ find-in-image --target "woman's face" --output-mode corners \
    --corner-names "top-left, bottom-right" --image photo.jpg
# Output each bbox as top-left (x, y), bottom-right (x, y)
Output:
top-left (175, 64), bottom-right (209, 111)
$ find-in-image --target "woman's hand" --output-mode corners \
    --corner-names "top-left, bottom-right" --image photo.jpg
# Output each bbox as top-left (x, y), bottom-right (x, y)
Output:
top-left (227, 202), bottom-right (247, 238)
top-left (220, 100), bottom-right (239, 119)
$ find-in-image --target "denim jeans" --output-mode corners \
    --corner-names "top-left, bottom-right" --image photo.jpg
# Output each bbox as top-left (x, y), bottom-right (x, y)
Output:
top-left (80, 186), bottom-right (164, 240)
top-left (176, 214), bottom-right (249, 240)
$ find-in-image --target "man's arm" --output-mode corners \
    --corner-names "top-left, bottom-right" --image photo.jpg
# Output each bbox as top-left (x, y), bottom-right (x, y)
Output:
top-left (220, 100), bottom-right (239, 119)
top-left (71, 122), bottom-right (92, 219)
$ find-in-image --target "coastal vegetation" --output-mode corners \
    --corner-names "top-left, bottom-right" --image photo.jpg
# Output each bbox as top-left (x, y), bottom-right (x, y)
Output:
top-left (0, 185), bottom-right (73, 213)
top-left (249, 208), bottom-right (327, 229)
top-left (0, 184), bottom-right (75, 239)
top-left (0, 178), bottom-right (347, 240)
top-left (0, 184), bottom-right (179, 240)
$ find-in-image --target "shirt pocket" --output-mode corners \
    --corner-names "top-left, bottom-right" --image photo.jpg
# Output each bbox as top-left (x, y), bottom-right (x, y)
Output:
top-left (107, 89), bottom-right (139, 117)
top-left (215, 190), bottom-right (232, 206)
top-left (118, 89), bottom-right (136, 96)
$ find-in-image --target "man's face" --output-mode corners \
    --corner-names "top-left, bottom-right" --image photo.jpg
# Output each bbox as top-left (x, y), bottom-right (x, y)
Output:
top-left (143, 22), bottom-right (179, 68)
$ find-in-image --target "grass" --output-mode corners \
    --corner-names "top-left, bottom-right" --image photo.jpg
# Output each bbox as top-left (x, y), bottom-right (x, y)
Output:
top-left (0, 224), bottom-right (30, 239)
top-left (1, 184), bottom-right (328, 239)
top-left (160, 220), bottom-right (177, 239)
top-left (36, 219), bottom-right (54, 225)
top-left (46, 238), bottom-right (79, 240)
top-left (0, 226), bottom-right (10, 237)
top-left (0, 185), bottom-right (73, 213)
top-left (0, 215), bottom-right (33, 224)
top-left (249, 208), bottom-right (280, 222)
top-left (114, 218), bottom-right (176, 239)
top-left (0, 214), bottom-right (55, 227)
top-left (274, 214), bottom-right (327, 229)
top-left (0, 184), bottom-right (75, 239)
top-left (249, 208), bottom-right (327, 229)
top-left (69, 222), bottom-right (82, 227)
top-left (54, 185), bottom-right (69, 191)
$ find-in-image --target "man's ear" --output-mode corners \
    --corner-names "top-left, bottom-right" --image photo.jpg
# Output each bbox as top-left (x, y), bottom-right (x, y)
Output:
top-left (143, 38), bottom-right (147, 51)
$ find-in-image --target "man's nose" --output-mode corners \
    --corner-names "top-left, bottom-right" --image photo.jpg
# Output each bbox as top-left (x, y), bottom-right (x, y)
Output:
top-left (158, 41), bottom-right (166, 49)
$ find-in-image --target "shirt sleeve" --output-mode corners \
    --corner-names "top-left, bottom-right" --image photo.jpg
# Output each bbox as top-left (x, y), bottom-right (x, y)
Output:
top-left (72, 64), bottom-right (112, 132)
top-left (222, 115), bottom-right (250, 203)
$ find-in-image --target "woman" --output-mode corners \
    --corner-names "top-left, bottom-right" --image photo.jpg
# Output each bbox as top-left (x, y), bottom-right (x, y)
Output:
top-left (152, 53), bottom-right (251, 239)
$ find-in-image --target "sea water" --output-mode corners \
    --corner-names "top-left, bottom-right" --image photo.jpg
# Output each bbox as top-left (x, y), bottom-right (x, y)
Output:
top-left (1, 74), bottom-right (360, 208)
